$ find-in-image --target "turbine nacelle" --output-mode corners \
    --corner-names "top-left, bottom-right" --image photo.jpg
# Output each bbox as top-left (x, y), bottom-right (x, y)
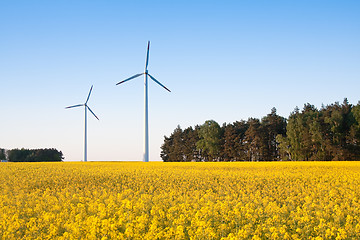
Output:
top-left (116, 72), bottom-right (171, 93)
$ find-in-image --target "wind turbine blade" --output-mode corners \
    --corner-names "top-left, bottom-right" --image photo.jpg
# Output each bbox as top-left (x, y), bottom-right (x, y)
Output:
top-left (148, 74), bottom-right (171, 92)
top-left (85, 85), bottom-right (93, 104)
top-left (145, 41), bottom-right (150, 70)
top-left (87, 106), bottom-right (99, 120)
top-left (116, 73), bottom-right (144, 85)
top-left (65, 104), bottom-right (84, 109)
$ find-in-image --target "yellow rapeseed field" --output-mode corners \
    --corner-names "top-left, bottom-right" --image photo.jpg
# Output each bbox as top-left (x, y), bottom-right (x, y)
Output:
top-left (0, 162), bottom-right (359, 239)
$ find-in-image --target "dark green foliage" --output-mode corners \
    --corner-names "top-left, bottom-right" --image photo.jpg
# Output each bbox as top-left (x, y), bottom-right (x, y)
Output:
top-left (162, 99), bottom-right (360, 161)
top-left (196, 120), bottom-right (223, 161)
top-left (244, 118), bottom-right (264, 161)
top-left (161, 108), bottom-right (286, 162)
top-left (6, 148), bottom-right (63, 162)
top-left (279, 99), bottom-right (360, 161)
top-left (261, 108), bottom-right (287, 160)
top-left (222, 121), bottom-right (249, 161)
top-left (0, 148), bottom-right (6, 160)
top-left (160, 125), bottom-right (200, 162)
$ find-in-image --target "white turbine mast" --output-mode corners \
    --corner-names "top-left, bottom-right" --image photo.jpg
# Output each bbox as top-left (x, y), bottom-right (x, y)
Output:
top-left (65, 85), bottom-right (99, 162)
top-left (116, 41), bottom-right (171, 162)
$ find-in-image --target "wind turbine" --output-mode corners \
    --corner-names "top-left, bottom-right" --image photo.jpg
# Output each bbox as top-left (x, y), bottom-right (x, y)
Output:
top-left (65, 85), bottom-right (99, 162)
top-left (116, 41), bottom-right (170, 162)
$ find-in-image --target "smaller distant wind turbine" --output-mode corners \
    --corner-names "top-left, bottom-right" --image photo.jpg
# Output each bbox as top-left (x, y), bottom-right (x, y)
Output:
top-left (65, 85), bottom-right (99, 162)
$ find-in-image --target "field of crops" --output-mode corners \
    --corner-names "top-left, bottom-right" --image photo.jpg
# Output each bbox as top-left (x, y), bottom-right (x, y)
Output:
top-left (0, 162), bottom-right (360, 239)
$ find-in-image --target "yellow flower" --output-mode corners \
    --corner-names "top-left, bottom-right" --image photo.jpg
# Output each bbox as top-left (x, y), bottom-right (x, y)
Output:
top-left (0, 161), bottom-right (359, 239)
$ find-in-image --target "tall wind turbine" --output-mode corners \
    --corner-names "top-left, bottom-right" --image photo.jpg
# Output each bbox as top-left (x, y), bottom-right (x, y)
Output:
top-left (116, 41), bottom-right (170, 162)
top-left (65, 85), bottom-right (99, 162)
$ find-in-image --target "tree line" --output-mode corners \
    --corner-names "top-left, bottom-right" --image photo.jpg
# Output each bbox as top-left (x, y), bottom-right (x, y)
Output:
top-left (161, 98), bottom-right (360, 161)
top-left (0, 148), bottom-right (63, 162)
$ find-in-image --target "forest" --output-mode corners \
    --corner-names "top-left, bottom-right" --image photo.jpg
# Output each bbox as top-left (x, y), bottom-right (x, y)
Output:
top-left (161, 99), bottom-right (360, 162)
top-left (0, 148), bottom-right (63, 162)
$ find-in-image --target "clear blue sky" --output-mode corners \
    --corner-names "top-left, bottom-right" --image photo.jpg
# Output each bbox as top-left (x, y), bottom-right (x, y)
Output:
top-left (1, 0), bottom-right (359, 161)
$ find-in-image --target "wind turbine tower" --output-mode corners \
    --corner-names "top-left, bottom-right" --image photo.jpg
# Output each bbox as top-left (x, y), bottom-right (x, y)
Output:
top-left (116, 41), bottom-right (171, 162)
top-left (65, 85), bottom-right (99, 162)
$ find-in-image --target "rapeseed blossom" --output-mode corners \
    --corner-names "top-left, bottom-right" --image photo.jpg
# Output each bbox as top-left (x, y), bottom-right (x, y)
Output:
top-left (0, 162), bottom-right (359, 239)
